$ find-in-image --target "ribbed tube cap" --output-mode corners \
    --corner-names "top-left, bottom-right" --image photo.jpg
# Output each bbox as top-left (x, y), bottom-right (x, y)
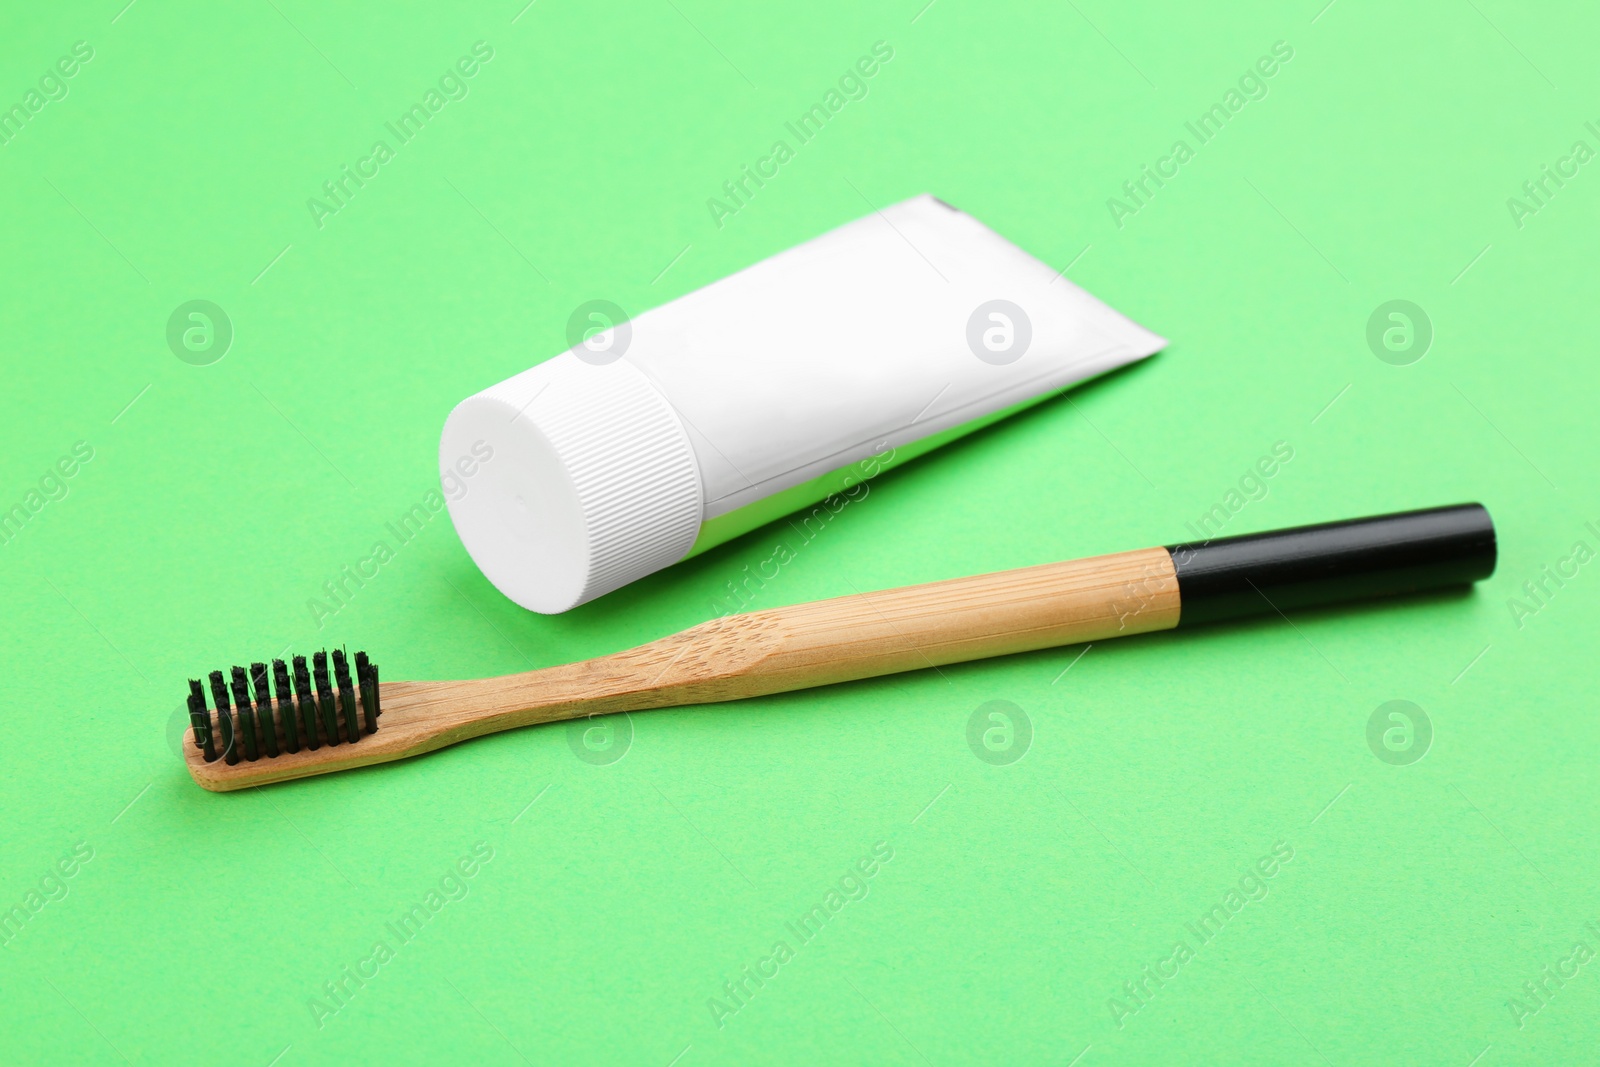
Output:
top-left (440, 353), bottom-right (704, 613)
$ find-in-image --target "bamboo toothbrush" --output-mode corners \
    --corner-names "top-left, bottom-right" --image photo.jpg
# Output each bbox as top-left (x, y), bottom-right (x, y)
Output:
top-left (181, 504), bottom-right (1495, 791)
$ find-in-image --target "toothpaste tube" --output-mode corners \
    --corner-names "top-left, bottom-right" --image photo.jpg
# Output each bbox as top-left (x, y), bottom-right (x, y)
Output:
top-left (441, 195), bottom-right (1165, 613)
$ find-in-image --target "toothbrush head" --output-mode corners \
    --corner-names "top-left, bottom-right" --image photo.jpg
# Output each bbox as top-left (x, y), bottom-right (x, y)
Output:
top-left (185, 650), bottom-right (380, 765)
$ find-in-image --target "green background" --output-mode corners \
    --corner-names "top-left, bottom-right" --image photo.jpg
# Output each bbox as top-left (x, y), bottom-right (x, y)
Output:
top-left (2, 0), bottom-right (1596, 1063)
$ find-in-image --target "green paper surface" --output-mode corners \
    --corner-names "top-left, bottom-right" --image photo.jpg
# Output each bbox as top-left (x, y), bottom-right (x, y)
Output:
top-left (3, 2), bottom-right (1597, 1064)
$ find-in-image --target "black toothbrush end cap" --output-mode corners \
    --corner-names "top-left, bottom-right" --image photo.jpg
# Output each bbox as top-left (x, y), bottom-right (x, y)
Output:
top-left (1166, 503), bottom-right (1496, 626)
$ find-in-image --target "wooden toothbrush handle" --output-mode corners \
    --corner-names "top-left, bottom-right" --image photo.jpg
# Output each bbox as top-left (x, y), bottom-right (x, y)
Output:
top-left (698, 545), bottom-right (1182, 697)
top-left (353, 545), bottom-right (1184, 753)
top-left (388, 545), bottom-right (1183, 734)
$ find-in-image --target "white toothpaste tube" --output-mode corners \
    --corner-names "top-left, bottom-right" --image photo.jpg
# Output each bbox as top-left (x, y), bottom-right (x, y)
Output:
top-left (440, 194), bottom-right (1166, 613)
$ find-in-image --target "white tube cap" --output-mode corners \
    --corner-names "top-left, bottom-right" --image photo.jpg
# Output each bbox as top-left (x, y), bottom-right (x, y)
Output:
top-left (440, 354), bottom-right (704, 614)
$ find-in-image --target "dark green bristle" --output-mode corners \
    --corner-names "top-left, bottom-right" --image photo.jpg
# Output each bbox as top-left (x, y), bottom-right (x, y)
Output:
top-left (312, 652), bottom-right (339, 747)
top-left (187, 678), bottom-right (216, 763)
top-left (208, 670), bottom-right (238, 765)
top-left (185, 651), bottom-right (379, 764)
top-left (230, 667), bottom-right (258, 761)
top-left (251, 662), bottom-right (279, 758)
top-left (355, 651), bottom-right (379, 733)
top-left (332, 649), bottom-right (360, 744)
top-left (292, 655), bottom-right (318, 750)
top-left (273, 660), bottom-right (299, 753)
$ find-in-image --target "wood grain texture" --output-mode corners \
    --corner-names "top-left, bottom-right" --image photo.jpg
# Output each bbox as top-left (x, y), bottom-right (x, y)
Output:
top-left (185, 546), bottom-right (1179, 790)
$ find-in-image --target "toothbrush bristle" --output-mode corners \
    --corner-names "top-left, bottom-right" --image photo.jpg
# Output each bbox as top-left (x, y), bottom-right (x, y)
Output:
top-left (355, 651), bottom-right (379, 734)
top-left (229, 667), bottom-right (257, 761)
top-left (292, 656), bottom-right (318, 752)
top-left (312, 652), bottom-right (338, 748)
top-left (272, 659), bottom-right (298, 754)
top-left (332, 649), bottom-right (360, 744)
top-left (250, 663), bottom-right (278, 758)
top-left (183, 652), bottom-right (380, 764)
top-left (207, 671), bottom-right (237, 766)
top-left (187, 678), bottom-right (215, 763)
